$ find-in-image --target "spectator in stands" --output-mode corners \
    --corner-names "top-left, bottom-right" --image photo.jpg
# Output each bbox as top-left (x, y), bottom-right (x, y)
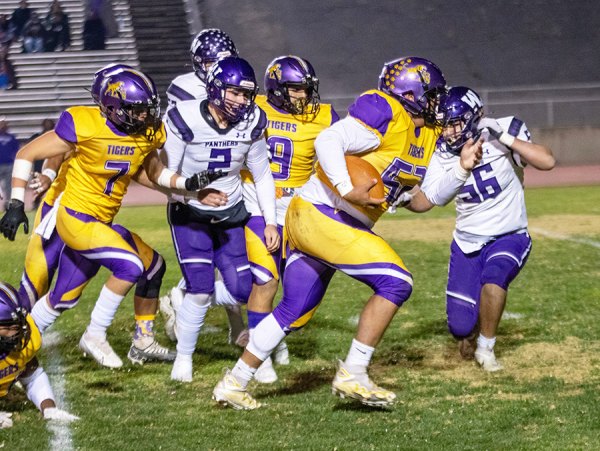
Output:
top-left (0, 45), bottom-right (17, 90)
top-left (0, 14), bottom-right (15, 46)
top-left (10, 0), bottom-right (32, 39)
top-left (82, 10), bottom-right (105, 50)
top-left (44, 1), bottom-right (70, 52)
top-left (22, 11), bottom-right (46, 53)
top-left (0, 117), bottom-right (20, 211)
top-left (85, 0), bottom-right (118, 38)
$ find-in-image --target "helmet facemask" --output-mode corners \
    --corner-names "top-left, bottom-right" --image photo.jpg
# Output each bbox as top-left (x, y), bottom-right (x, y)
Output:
top-left (0, 309), bottom-right (30, 355)
top-left (212, 82), bottom-right (258, 124)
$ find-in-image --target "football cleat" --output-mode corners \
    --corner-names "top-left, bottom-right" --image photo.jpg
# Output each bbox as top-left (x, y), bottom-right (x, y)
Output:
top-left (170, 354), bottom-right (193, 382)
top-left (332, 360), bottom-right (396, 407)
top-left (127, 336), bottom-right (176, 365)
top-left (79, 330), bottom-right (123, 369)
top-left (159, 287), bottom-right (183, 342)
top-left (254, 356), bottom-right (277, 384)
top-left (230, 328), bottom-right (250, 348)
top-left (474, 348), bottom-right (504, 372)
top-left (273, 340), bottom-right (290, 365)
top-left (212, 370), bottom-right (261, 410)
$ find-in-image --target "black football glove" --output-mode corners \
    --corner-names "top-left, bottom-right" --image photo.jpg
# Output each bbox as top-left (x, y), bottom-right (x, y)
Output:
top-left (184, 170), bottom-right (225, 191)
top-left (0, 200), bottom-right (29, 241)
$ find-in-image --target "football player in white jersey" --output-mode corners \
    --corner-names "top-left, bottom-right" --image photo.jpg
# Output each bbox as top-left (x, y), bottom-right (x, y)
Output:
top-left (166, 28), bottom-right (238, 108)
top-left (406, 86), bottom-right (555, 371)
top-left (161, 29), bottom-right (248, 346)
top-left (162, 57), bottom-right (278, 382)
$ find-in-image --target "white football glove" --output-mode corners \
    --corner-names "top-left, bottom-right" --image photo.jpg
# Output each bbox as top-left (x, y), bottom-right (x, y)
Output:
top-left (387, 191), bottom-right (414, 214)
top-left (43, 407), bottom-right (80, 422)
top-left (477, 117), bottom-right (515, 148)
top-left (0, 411), bottom-right (14, 429)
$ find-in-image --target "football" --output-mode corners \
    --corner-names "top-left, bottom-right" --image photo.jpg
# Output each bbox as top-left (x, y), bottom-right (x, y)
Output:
top-left (316, 155), bottom-right (385, 198)
top-left (345, 155), bottom-right (385, 198)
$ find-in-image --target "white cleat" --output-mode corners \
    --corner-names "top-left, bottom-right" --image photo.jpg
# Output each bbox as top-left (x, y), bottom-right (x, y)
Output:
top-left (79, 331), bottom-right (123, 369)
top-left (332, 360), bottom-right (396, 407)
top-left (474, 348), bottom-right (504, 372)
top-left (212, 369), bottom-right (261, 410)
top-left (159, 288), bottom-right (183, 342)
top-left (273, 340), bottom-right (290, 365)
top-left (254, 356), bottom-right (278, 384)
top-left (170, 355), bottom-right (193, 382)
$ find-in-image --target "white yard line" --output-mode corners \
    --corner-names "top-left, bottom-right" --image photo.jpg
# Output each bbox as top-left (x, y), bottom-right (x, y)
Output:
top-left (529, 227), bottom-right (600, 249)
top-left (43, 331), bottom-right (74, 451)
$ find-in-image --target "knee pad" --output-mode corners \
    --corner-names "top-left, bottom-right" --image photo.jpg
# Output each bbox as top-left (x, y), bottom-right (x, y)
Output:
top-left (246, 314), bottom-right (286, 361)
top-left (446, 294), bottom-right (478, 338)
top-left (481, 256), bottom-right (520, 290)
top-left (375, 276), bottom-right (413, 307)
top-left (135, 254), bottom-right (166, 299)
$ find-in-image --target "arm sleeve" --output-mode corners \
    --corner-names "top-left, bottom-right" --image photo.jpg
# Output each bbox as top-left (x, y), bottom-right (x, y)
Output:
top-left (19, 366), bottom-right (55, 412)
top-left (420, 153), bottom-right (469, 206)
top-left (162, 112), bottom-right (188, 173)
top-left (247, 138), bottom-right (277, 225)
top-left (314, 116), bottom-right (381, 192)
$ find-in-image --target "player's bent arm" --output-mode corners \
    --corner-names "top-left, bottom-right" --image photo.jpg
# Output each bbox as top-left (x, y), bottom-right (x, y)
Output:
top-left (510, 139), bottom-right (555, 171)
top-left (413, 140), bottom-right (483, 209)
top-left (10, 132), bottom-right (74, 202)
top-left (247, 138), bottom-right (277, 226)
top-left (314, 117), bottom-right (381, 196)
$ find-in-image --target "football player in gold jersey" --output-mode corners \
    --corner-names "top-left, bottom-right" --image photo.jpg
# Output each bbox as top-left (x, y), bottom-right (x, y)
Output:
top-left (0, 282), bottom-right (78, 428)
top-left (0, 68), bottom-right (220, 369)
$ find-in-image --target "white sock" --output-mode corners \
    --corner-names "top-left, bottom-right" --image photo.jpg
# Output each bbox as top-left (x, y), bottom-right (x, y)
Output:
top-left (87, 286), bottom-right (124, 339)
top-left (175, 293), bottom-right (211, 356)
top-left (31, 296), bottom-right (60, 334)
top-left (246, 314), bottom-right (286, 361)
top-left (344, 339), bottom-right (374, 373)
top-left (477, 334), bottom-right (496, 351)
top-left (231, 359), bottom-right (257, 389)
top-left (212, 280), bottom-right (238, 306)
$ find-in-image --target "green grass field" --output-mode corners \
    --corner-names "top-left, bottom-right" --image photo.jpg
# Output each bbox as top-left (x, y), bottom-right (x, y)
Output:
top-left (2, 186), bottom-right (599, 450)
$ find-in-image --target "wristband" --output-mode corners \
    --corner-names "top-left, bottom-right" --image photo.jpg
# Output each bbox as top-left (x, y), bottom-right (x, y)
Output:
top-left (175, 176), bottom-right (186, 190)
top-left (42, 168), bottom-right (57, 182)
top-left (499, 133), bottom-right (515, 148)
top-left (453, 161), bottom-right (471, 182)
top-left (11, 187), bottom-right (25, 202)
top-left (336, 179), bottom-right (354, 197)
top-left (12, 159), bottom-right (32, 181)
top-left (157, 168), bottom-right (176, 188)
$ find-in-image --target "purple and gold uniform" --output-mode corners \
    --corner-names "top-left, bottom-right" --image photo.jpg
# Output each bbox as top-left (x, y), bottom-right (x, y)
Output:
top-left (42, 106), bottom-right (166, 310)
top-left (272, 89), bottom-right (441, 330)
top-left (0, 314), bottom-right (41, 397)
top-left (242, 95), bottom-right (339, 284)
top-left (18, 161), bottom-right (69, 307)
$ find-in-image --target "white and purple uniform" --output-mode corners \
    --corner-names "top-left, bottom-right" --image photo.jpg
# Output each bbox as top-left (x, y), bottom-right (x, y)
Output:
top-left (421, 116), bottom-right (533, 338)
top-left (163, 100), bottom-right (275, 300)
top-left (165, 72), bottom-right (208, 110)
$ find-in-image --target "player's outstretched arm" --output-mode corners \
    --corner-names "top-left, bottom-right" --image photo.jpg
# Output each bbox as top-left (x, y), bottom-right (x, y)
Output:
top-left (18, 358), bottom-right (79, 422)
top-left (143, 150), bottom-right (225, 191)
